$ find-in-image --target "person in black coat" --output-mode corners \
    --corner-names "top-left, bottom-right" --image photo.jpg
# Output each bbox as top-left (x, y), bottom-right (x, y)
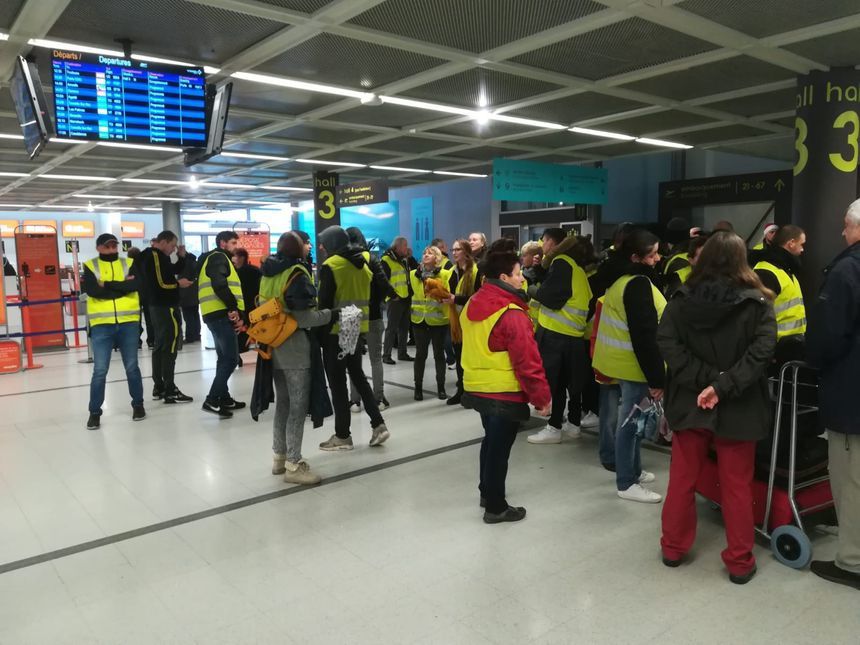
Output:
top-left (233, 248), bottom-right (261, 361)
top-left (177, 246), bottom-right (200, 343)
top-left (657, 231), bottom-right (776, 585)
top-left (806, 199), bottom-right (860, 590)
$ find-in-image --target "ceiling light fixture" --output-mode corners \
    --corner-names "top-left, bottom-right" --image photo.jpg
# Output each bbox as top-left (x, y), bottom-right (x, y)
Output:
top-left (0, 203), bottom-right (33, 208)
top-left (35, 204), bottom-right (92, 209)
top-left (569, 126), bottom-right (636, 141)
top-left (136, 196), bottom-right (189, 202)
top-left (474, 110), bottom-right (490, 125)
top-left (369, 165), bottom-right (431, 173)
top-left (87, 201), bottom-right (94, 212)
top-left (0, 171), bottom-right (30, 177)
top-left (231, 71), bottom-right (373, 101)
top-left (379, 96), bottom-right (476, 117)
top-left (28, 38), bottom-right (125, 57)
top-left (97, 142), bottom-right (184, 152)
top-left (189, 175), bottom-right (200, 190)
top-left (635, 137), bottom-right (693, 149)
top-left (360, 93), bottom-right (383, 106)
top-left (50, 138), bottom-right (88, 144)
top-left (489, 114), bottom-right (566, 130)
top-left (259, 186), bottom-right (313, 192)
top-left (199, 181), bottom-right (258, 189)
top-left (0, 133), bottom-right (24, 140)
top-left (219, 152), bottom-right (290, 162)
top-left (74, 194), bottom-right (131, 200)
top-left (40, 173), bottom-right (114, 181)
top-left (123, 178), bottom-right (190, 186)
top-left (0, 32), bottom-right (9, 41)
top-left (296, 159), bottom-right (366, 168)
top-left (433, 170), bottom-right (488, 178)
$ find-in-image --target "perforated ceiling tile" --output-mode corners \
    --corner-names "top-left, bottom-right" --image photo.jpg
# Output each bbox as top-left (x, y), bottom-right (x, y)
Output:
top-left (223, 141), bottom-right (315, 156)
top-left (374, 137), bottom-right (455, 154)
top-left (430, 119), bottom-right (540, 140)
top-left (401, 69), bottom-right (563, 110)
top-left (50, 0), bottom-right (284, 63)
top-left (459, 146), bottom-right (535, 161)
top-left (515, 131), bottom-right (596, 149)
top-left (678, 0), bottom-right (860, 39)
top-left (253, 0), bottom-right (333, 13)
top-left (674, 124), bottom-right (767, 145)
top-left (229, 79), bottom-right (344, 117)
top-left (785, 29), bottom-right (860, 67)
top-left (337, 104), bottom-right (438, 128)
top-left (718, 138), bottom-right (794, 162)
top-left (508, 92), bottom-right (650, 126)
top-left (0, 0), bottom-right (24, 28)
top-left (510, 17), bottom-right (717, 82)
top-left (348, 0), bottom-right (604, 54)
top-left (703, 87), bottom-right (798, 118)
top-left (313, 151), bottom-right (391, 165)
top-left (253, 33), bottom-right (446, 90)
top-left (620, 56), bottom-right (794, 102)
top-left (224, 116), bottom-right (271, 135)
top-left (564, 140), bottom-right (645, 158)
top-left (274, 123), bottom-right (379, 145)
top-left (604, 110), bottom-right (718, 135)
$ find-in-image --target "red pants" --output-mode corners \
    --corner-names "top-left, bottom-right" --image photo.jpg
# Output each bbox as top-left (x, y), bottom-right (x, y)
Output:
top-left (661, 428), bottom-right (757, 576)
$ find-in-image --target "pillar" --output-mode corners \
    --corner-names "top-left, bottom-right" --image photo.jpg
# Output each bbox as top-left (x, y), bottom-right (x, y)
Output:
top-left (792, 68), bottom-right (860, 294)
top-left (161, 201), bottom-right (182, 242)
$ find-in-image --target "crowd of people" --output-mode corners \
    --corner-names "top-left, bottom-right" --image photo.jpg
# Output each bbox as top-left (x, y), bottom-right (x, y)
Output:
top-left (79, 198), bottom-right (860, 590)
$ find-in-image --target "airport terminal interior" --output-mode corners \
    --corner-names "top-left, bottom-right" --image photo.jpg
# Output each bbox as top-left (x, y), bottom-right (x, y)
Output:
top-left (0, 0), bottom-right (860, 643)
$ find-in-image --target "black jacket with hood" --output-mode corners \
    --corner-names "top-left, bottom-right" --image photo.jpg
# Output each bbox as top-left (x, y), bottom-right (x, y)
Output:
top-left (317, 226), bottom-right (375, 329)
top-left (657, 279), bottom-right (777, 441)
top-left (528, 234), bottom-right (580, 312)
top-left (806, 241), bottom-right (860, 435)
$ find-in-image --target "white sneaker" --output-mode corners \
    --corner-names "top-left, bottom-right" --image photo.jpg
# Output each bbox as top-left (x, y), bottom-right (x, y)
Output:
top-left (527, 425), bottom-right (562, 444)
top-left (580, 412), bottom-right (599, 429)
top-left (617, 483), bottom-right (662, 504)
top-left (562, 421), bottom-right (581, 439)
top-left (639, 470), bottom-right (656, 484)
top-left (369, 423), bottom-right (390, 447)
top-left (350, 401), bottom-right (361, 414)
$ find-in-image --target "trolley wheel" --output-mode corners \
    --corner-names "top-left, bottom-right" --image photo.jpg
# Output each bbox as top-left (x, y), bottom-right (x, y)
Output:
top-left (771, 524), bottom-right (812, 569)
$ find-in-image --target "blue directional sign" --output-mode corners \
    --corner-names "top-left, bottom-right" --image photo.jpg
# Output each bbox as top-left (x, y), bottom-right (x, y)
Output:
top-left (492, 158), bottom-right (608, 204)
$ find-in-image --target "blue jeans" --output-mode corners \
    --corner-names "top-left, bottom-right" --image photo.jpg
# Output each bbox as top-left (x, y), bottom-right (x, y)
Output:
top-left (89, 322), bottom-right (144, 414)
top-left (616, 380), bottom-right (649, 491)
top-left (598, 383), bottom-right (620, 467)
top-left (206, 316), bottom-right (239, 401)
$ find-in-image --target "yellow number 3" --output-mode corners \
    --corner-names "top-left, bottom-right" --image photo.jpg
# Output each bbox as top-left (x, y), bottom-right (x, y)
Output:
top-left (793, 117), bottom-right (808, 177)
top-left (829, 110), bottom-right (860, 173)
top-left (318, 189), bottom-right (335, 219)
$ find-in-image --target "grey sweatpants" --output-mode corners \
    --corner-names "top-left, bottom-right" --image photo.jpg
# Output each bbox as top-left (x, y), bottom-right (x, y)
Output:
top-left (829, 430), bottom-right (860, 573)
top-left (350, 318), bottom-right (384, 402)
top-left (273, 369), bottom-right (311, 463)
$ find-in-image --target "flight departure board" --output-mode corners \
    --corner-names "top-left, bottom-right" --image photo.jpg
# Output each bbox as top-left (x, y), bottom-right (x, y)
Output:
top-left (51, 50), bottom-right (207, 147)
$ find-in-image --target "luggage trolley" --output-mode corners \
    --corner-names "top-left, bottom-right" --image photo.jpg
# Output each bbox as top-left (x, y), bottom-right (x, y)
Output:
top-left (759, 360), bottom-right (834, 569)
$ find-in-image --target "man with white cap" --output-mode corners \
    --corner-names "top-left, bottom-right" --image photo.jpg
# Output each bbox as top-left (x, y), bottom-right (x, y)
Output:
top-left (748, 223), bottom-right (779, 266)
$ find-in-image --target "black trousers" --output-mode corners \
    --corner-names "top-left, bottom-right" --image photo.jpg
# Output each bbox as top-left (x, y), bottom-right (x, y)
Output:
top-left (181, 305), bottom-right (201, 342)
top-left (323, 334), bottom-right (384, 438)
top-left (453, 342), bottom-right (464, 396)
top-left (150, 306), bottom-right (182, 394)
top-left (479, 413), bottom-right (520, 514)
top-left (537, 327), bottom-right (587, 429)
top-left (383, 297), bottom-right (411, 359)
top-left (141, 304), bottom-right (154, 346)
top-left (413, 323), bottom-right (447, 391)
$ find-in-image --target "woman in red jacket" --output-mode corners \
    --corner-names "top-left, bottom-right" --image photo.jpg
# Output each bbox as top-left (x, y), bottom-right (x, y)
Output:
top-left (461, 251), bottom-right (552, 524)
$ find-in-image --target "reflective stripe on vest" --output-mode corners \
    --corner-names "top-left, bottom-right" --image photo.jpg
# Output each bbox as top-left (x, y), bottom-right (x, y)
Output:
top-left (461, 300), bottom-right (523, 394)
top-left (536, 255), bottom-right (592, 337)
top-left (84, 257), bottom-right (140, 326)
top-left (410, 268), bottom-right (453, 327)
top-left (324, 253), bottom-right (372, 334)
top-left (754, 261), bottom-right (806, 339)
top-left (592, 274), bottom-right (666, 383)
top-left (381, 254), bottom-right (409, 298)
top-left (198, 251), bottom-right (245, 316)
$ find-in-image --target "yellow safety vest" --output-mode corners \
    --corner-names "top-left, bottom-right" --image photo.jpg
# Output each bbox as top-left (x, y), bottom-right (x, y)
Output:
top-left (84, 257), bottom-right (140, 326)
top-left (752, 242), bottom-right (764, 251)
top-left (325, 253), bottom-right (372, 334)
top-left (593, 274), bottom-right (666, 383)
top-left (676, 265), bottom-right (692, 285)
top-left (664, 252), bottom-right (689, 275)
top-left (522, 276), bottom-right (540, 329)
top-left (410, 267), bottom-right (453, 326)
top-left (381, 254), bottom-right (408, 299)
top-left (198, 251), bottom-right (245, 316)
top-left (536, 255), bottom-right (592, 338)
top-left (461, 301), bottom-right (523, 394)
top-left (258, 263), bottom-right (311, 309)
top-left (454, 264), bottom-right (479, 314)
top-left (754, 261), bottom-right (806, 339)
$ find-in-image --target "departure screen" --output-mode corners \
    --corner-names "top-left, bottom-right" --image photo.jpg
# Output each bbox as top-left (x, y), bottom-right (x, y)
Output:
top-left (51, 50), bottom-right (207, 147)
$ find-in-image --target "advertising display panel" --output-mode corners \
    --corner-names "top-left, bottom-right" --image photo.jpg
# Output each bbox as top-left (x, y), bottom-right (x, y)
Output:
top-left (235, 228), bottom-right (270, 267)
top-left (62, 221), bottom-right (95, 238)
top-left (14, 229), bottom-right (66, 349)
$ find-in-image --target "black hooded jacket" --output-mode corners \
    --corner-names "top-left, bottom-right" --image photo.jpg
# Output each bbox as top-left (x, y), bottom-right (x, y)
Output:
top-left (657, 279), bottom-right (777, 441)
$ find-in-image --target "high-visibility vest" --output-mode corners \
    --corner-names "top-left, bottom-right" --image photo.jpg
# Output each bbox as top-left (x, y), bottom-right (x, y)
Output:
top-left (454, 264), bottom-right (478, 313)
top-left (754, 260), bottom-right (806, 339)
top-left (676, 265), bottom-right (692, 285)
top-left (593, 274), bottom-right (666, 383)
top-left (325, 253), bottom-right (372, 334)
top-left (258, 263), bottom-right (311, 309)
top-left (381, 254), bottom-right (408, 299)
top-left (461, 301), bottom-right (523, 394)
top-left (198, 250), bottom-right (245, 316)
top-left (410, 267), bottom-right (453, 326)
top-left (664, 252), bottom-right (689, 275)
top-left (84, 257), bottom-right (140, 326)
top-left (522, 276), bottom-right (540, 328)
top-left (536, 255), bottom-right (592, 338)
top-left (752, 242), bottom-right (764, 251)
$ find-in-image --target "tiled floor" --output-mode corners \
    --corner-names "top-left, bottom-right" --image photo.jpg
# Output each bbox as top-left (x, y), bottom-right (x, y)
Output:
top-left (0, 342), bottom-right (857, 644)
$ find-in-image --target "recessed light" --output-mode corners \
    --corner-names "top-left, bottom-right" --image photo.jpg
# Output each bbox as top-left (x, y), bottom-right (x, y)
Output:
top-left (569, 127), bottom-right (636, 141)
top-left (0, 33), bottom-right (9, 42)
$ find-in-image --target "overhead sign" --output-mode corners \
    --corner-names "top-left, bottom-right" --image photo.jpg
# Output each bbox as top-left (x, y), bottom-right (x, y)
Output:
top-left (121, 221), bottom-right (145, 238)
top-left (336, 180), bottom-right (388, 208)
top-left (121, 240), bottom-right (133, 251)
top-left (313, 171), bottom-right (339, 235)
top-left (411, 197), bottom-right (433, 257)
top-left (22, 220), bottom-right (57, 233)
top-left (0, 220), bottom-right (16, 238)
top-left (492, 158), bottom-right (608, 204)
top-left (235, 228), bottom-right (270, 267)
top-left (659, 171), bottom-right (791, 206)
top-left (62, 220), bottom-right (94, 238)
top-left (64, 240), bottom-right (80, 253)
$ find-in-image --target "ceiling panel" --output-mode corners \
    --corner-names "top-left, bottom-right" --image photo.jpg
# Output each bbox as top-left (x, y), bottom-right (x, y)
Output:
top-left (702, 87), bottom-right (798, 117)
top-left (511, 17), bottom-right (717, 81)
top-left (678, 0), bottom-right (860, 39)
top-left (50, 0), bottom-right (284, 63)
top-left (371, 137), bottom-right (455, 154)
top-left (273, 123), bottom-right (381, 145)
top-left (515, 130), bottom-right (607, 149)
top-left (620, 56), bottom-right (794, 102)
top-left (254, 0), bottom-right (332, 12)
top-left (507, 92), bottom-right (650, 126)
top-left (0, 0), bottom-right (24, 28)
top-left (784, 28), bottom-right (860, 67)
top-left (674, 124), bottom-right (767, 145)
top-left (228, 79), bottom-right (343, 116)
top-left (428, 120), bottom-right (539, 140)
top-left (253, 33), bottom-right (446, 89)
top-left (223, 140), bottom-right (318, 156)
top-left (311, 151), bottom-right (394, 165)
top-left (400, 68), bottom-right (562, 110)
top-left (348, 0), bottom-right (604, 53)
top-left (335, 104), bottom-right (437, 128)
top-left (717, 138), bottom-right (794, 162)
top-left (575, 141), bottom-right (653, 157)
top-left (604, 110), bottom-right (719, 136)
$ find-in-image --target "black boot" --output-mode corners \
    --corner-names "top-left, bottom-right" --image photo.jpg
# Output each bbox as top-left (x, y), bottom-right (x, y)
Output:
top-left (414, 386), bottom-right (423, 401)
